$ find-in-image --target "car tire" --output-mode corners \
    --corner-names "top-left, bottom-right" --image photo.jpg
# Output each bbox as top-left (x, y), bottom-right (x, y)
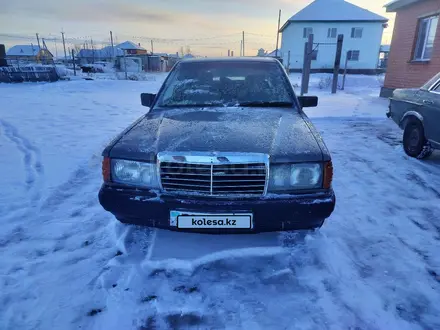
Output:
top-left (403, 120), bottom-right (432, 159)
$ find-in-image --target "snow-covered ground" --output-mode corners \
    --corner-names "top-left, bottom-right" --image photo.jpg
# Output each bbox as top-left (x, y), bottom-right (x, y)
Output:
top-left (1, 74), bottom-right (440, 330)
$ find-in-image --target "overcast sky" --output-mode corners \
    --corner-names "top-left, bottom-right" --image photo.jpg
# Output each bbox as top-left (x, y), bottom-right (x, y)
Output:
top-left (0, 0), bottom-right (394, 56)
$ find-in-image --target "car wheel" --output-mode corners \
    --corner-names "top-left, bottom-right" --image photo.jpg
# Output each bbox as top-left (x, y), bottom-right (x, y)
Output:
top-left (403, 120), bottom-right (432, 159)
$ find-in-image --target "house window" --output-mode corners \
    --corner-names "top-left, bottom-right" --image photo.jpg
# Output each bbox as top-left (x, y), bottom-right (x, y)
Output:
top-left (303, 27), bottom-right (313, 38)
top-left (351, 27), bottom-right (363, 38)
top-left (414, 15), bottom-right (439, 61)
top-left (347, 50), bottom-right (360, 61)
top-left (327, 28), bottom-right (337, 38)
top-left (311, 49), bottom-right (318, 60)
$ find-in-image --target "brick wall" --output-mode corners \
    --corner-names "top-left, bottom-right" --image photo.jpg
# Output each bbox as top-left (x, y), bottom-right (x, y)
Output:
top-left (384, 0), bottom-right (440, 89)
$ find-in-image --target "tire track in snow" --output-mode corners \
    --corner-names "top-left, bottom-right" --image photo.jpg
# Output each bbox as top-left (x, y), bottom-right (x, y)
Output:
top-left (38, 152), bottom-right (103, 215)
top-left (0, 119), bottom-right (44, 211)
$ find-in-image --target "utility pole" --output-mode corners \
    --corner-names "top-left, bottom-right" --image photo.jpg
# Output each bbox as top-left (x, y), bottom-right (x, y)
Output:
top-left (72, 49), bottom-right (76, 76)
top-left (242, 31), bottom-right (245, 56)
top-left (228, 49), bottom-right (230, 57)
top-left (61, 31), bottom-right (67, 61)
top-left (110, 31), bottom-right (115, 61)
top-left (231, 50), bottom-right (234, 57)
top-left (36, 33), bottom-right (41, 49)
top-left (53, 37), bottom-right (58, 58)
top-left (275, 9), bottom-right (281, 58)
top-left (240, 40), bottom-right (243, 56)
top-left (332, 34), bottom-right (344, 94)
top-left (151, 40), bottom-right (154, 54)
top-left (91, 38), bottom-right (95, 63)
top-left (123, 49), bottom-right (128, 80)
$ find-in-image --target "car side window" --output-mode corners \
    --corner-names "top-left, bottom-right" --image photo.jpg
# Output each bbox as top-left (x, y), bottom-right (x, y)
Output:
top-left (431, 81), bottom-right (440, 92)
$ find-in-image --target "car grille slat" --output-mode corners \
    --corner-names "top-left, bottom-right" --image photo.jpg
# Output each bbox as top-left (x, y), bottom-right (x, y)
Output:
top-left (160, 161), bottom-right (267, 196)
top-left (161, 172), bottom-right (211, 177)
top-left (161, 177), bottom-right (212, 182)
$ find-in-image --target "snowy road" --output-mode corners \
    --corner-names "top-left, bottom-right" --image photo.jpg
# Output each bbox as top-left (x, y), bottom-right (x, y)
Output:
top-left (1, 74), bottom-right (440, 330)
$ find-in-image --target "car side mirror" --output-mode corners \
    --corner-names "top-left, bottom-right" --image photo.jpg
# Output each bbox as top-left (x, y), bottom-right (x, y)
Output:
top-left (298, 96), bottom-right (318, 108)
top-left (140, 93), bottom-right (156, 107)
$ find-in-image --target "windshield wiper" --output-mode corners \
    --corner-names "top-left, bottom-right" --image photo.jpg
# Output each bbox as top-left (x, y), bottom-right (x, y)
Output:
top-left (238, 101), bottom-right (294, 107)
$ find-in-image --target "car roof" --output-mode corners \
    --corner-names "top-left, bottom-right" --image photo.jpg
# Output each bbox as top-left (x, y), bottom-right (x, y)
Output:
top-left (179, 56), bottom-right (279, 64)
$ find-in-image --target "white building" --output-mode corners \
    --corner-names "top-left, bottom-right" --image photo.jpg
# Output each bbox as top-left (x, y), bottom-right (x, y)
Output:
top-left (279, 0), bottom-right (388, 73)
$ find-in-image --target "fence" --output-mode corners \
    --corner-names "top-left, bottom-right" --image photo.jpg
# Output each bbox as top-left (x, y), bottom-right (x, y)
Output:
top-left (0, 65), bottom-right (59, 83)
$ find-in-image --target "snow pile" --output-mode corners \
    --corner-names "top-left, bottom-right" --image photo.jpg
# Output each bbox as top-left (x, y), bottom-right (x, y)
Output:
top-left (54, 65), bottom-right (76, 77)
top-left (289, 73), bottom-right (385, 92)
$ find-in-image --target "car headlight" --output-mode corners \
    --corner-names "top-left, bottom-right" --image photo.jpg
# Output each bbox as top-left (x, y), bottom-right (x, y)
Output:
top-left (268, 163), bottom-right (322, 192)
top-left (111, 159), bottom-right (160, 188)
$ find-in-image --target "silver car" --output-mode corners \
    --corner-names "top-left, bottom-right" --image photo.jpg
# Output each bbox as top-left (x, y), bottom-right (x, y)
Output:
top-left (387, 72), bottom-right (440, 159)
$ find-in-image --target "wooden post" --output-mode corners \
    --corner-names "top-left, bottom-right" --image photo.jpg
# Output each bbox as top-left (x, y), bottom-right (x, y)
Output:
top-left (61, 31), bottom-right (67, 61)
top-left (275, 9), bottom-right (281, 58)
top-left (332, 34), bottom-right (344, 94)
top-left (242, 31), bottom-right (245, 56)
top-left (72, 49), bottom-right (76, 76)
top-left (36, 33), bottom-right (41, 49)
top-left (300, 42), bottom-right (308, 96)
top-left (110, 31), bottom-right (115, 61)
top-left (341, 51), bottom-right (349, 90)
top-left (301, 33), bottom-right (313, 95)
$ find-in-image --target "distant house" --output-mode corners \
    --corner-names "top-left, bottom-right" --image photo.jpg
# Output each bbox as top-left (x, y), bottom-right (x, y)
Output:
top-left (378, 44), bottom-right (390, 68)
top-left (6, 45), bottom-right (53, 64)
top-left (116, 41), bottom-right (147, 55)
top-left (380, 0), bottom-right (439, 97)
top-left (279, 0), bottom-right (388, 73)
top-left (77, 46), bottom-right (124, 64)
top-left (100, 46), bottom-right (123, 59)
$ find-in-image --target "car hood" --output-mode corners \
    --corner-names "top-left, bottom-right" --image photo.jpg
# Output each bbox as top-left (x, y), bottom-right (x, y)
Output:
top-left (109, 107), bottom-right (324, 163)
top-left (392, 88), bottom-right (420, 100)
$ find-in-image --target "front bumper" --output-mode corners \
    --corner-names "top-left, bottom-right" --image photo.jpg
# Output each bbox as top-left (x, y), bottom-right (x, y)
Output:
top-left (98, 185), bottom-right (336, 233)
top-left (386, 103), bottom-right (392, 118)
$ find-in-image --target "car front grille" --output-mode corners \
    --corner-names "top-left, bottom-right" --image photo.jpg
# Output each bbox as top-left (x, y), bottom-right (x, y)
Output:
top-left (159, 159), bottom-right (267, 196)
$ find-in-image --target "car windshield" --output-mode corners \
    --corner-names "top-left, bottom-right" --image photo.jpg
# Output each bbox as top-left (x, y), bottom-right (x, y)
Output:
top-left (155, 60), bottom-right (295, 108)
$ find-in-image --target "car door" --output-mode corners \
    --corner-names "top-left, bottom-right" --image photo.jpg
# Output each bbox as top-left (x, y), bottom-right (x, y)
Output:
top-left (415, 81), bottom-right (440, 144)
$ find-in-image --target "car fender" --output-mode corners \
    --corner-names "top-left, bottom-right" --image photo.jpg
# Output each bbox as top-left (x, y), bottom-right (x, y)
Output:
top-left (400, 110), bottom-right (424, 130)
top-left (101, 114), bottom-right (147, 157)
